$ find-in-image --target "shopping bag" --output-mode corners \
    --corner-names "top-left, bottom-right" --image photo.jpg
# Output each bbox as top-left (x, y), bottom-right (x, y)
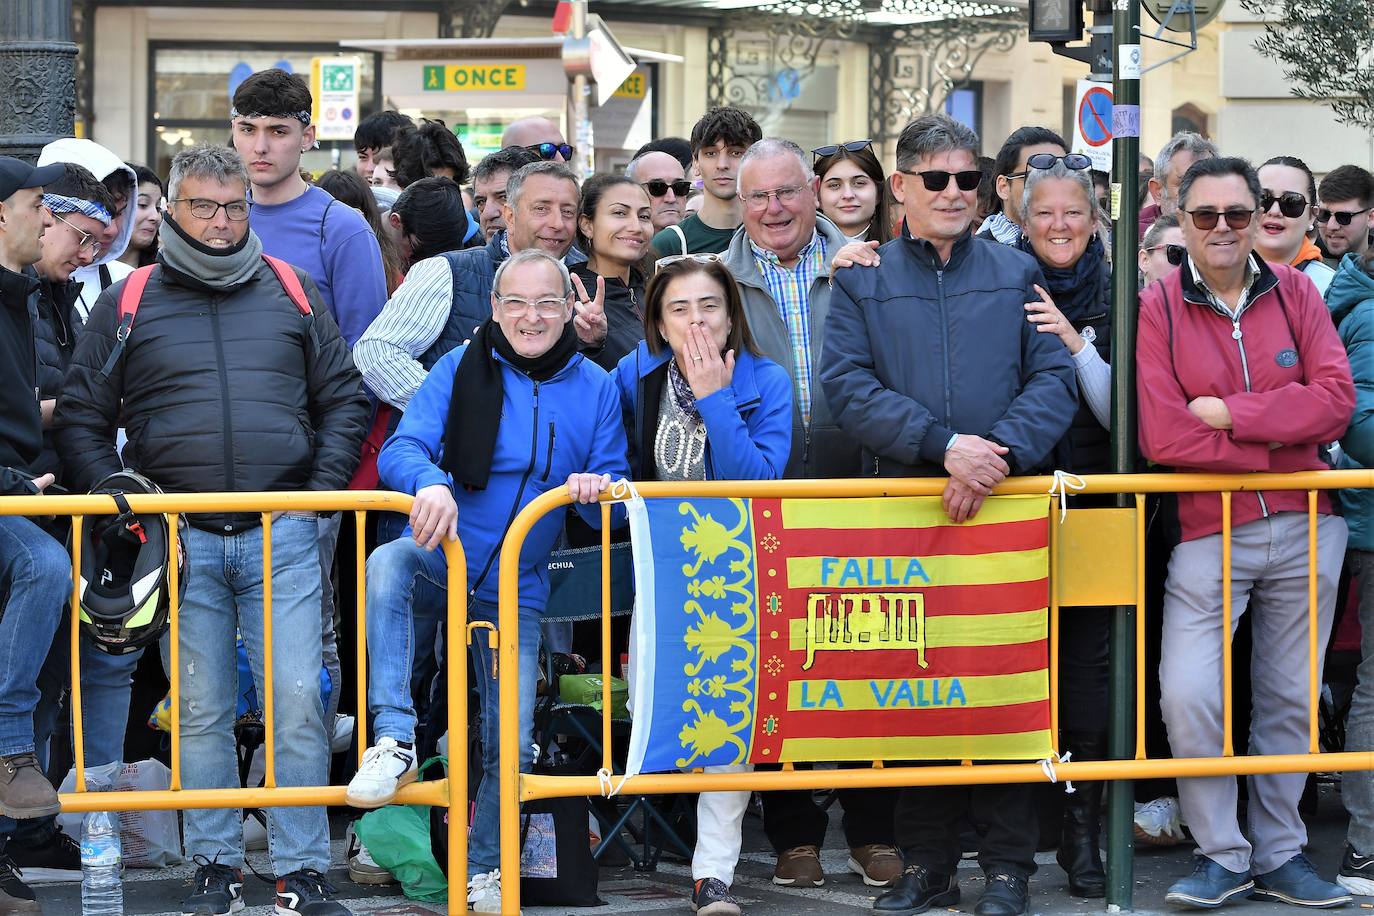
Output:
top-left (57, 759), bottom-right (183, 867)
top-left (353, 757), bottom-right (447, 903)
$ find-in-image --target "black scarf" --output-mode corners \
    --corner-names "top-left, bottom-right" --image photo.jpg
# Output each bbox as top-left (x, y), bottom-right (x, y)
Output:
top-left (439, 318), bottom-right (580, 490)
top-left (1017, 232), bottom-right (1107, 325)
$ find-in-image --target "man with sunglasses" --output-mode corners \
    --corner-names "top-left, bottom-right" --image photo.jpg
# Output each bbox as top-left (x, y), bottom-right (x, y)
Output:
top-left (651, 106), bottom-right (762, 258)
top-left (626, 150), bottom-right (688, 233)
top-left (822, 113), bottom-right (1077, 916)
top-left (1316, 165), bottom-right (1374, 266)
top-left (500, 116), bottom-right (570, 161)
top-left (1137, 156), bottom-right (1355, 910)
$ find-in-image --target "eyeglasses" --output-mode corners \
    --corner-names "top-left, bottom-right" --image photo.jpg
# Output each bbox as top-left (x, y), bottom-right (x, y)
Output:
top-left (524, 142), bottom-right (575, 161)
top-left (52, 213), bottom-right (102, 256)
top-left (641, 179), bottom-right (692, 198)
top-left (1007, 153), bottom-right (1093, 180)
top-left (1316, 206), bottom-right (1372, 226)
top-left (494, 295), bottom-right (569, 319)
top-left (655, 253), bottom-right (723, 269)
top-left (1260, 190), bottom-right (1310, 219)
top-left (897, 169), bottom-right (983, 193)
top-left (1144, 243), bottom-right (1186, 267)
top-left (742, 185), bottom-right (808, 211)
top-left (812, 139), bottom-right (873, 159)
top-left (170, 198), bottom-right (251, 221)
top-left (1180, 208), bottom-right (1257, 231)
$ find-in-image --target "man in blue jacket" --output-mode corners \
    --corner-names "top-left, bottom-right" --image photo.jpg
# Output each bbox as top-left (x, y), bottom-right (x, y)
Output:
top-left (347, 248), bottom-right (630, 913)
top-left (820, 114), bottom-right (1077, 916)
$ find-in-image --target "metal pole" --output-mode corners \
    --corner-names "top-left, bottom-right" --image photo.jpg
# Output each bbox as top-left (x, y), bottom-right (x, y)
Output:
top-left (0, 0), bottom-right (77, 160)
top-left (1107, 0), bottom-right (1142, 905)
top-left (568, 0), bottom-right (594, 178)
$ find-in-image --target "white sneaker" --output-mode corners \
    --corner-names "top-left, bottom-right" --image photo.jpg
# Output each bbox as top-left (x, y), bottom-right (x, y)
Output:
top-left (1133, 796), bottom-right (1188, 846)
top-left (331, 714), bottom-right (355, 755)
top-left (345, 737), bottom-right (418, 808)
top-left (344, 821), bottom-right (395, 885)
top-left (467, 868), bottom-right (501, 913)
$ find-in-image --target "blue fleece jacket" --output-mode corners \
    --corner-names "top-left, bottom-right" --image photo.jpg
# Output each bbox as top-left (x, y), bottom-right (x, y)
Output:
top-left (251, 185), bottom-right (387, 348)
top-left (1328, 254), bottom-right (1374, 551)
top-left (377, 343), bottom-right (631, 610)
top-left (612, 342), bottom-right (793, 480)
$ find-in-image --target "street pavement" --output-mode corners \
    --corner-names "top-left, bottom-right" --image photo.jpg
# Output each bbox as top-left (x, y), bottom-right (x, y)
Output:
top-left (30, 782), bottom-right (1362, 915)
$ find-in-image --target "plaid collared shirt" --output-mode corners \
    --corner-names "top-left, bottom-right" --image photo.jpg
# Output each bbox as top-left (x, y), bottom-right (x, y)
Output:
top-left (1187, 251), bottom-right (1261, 320)
top-left (751, 231), bottom-right (827, 427)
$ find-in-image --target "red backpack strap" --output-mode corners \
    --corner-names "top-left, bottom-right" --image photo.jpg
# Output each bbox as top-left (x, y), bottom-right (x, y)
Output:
top-left (260, 254), bottom-right (312, 316)
top-left (97, 265), bottom-right (157, 380)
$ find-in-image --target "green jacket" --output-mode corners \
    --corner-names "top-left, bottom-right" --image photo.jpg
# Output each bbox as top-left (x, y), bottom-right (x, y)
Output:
top-left (1329, 253), bottom-right (1374, 551)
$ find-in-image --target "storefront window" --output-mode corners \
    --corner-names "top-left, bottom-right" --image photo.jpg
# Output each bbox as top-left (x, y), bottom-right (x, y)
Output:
top-left (149, 43), bottom-right (380, 179)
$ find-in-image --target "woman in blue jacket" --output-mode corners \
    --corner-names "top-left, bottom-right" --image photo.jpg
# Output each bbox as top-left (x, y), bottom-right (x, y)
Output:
top-left (612, 255), bottom-right (790, 916)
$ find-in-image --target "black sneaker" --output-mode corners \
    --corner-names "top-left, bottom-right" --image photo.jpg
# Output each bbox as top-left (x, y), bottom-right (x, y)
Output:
top-left (182, 856), bottom-right (244, 916)
top-left (276, 869), bottom-right (350, 915)
top-left (1338, 844), bottom-right (1374, 897)
top-left (7, 827), bottom-right (81, 883)
top-left (0, 854), bottom-right (40, 914)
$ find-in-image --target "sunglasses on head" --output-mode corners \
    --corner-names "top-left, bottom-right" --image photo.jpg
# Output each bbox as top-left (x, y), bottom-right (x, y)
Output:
top-left (641, 179), bottom-right (692, 198)
top-left (1181, 207), bottom-right (1256, 231)
top-left (655, 252), bottom-right (722, 269)
top-left (1008, 153), bottom-right (1093, 179)
top-left (524, 142), bottom-right (575, 161)
top-left (812, 139), bottom-right (873, 159)
top-left (1260, 190), bottom-right (1309, 219)
top-left (898, 168), bottom-right (983, 192)
top-left (1316, 206), bottom-right (1372, 226)
top-left (1145, 243), bottom-right (1186, 267)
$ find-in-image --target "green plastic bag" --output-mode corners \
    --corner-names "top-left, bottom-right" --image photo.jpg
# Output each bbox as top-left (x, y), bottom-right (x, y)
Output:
top-left (353, 757), bottom-right (448, 903)
top-left (558, 674), bottom-right (629, 720)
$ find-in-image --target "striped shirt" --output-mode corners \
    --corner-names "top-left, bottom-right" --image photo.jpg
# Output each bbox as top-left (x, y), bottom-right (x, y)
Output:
top-left (751, 231), bottom-right (826, 427)
top-left (352, 254), bottom-right (456, 409)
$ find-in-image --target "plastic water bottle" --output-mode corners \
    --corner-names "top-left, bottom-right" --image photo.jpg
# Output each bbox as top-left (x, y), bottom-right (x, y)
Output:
top-left (80, 809), bottom-right (123, 915)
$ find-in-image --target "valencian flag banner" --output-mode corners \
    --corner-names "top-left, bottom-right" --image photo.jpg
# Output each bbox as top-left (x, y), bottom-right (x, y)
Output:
top-left (624, 494), bottom-right (1054, 776)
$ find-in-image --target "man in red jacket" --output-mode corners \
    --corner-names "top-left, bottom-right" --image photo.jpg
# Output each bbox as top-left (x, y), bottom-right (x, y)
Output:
top-left (1137, 156), bottom-right (1355, 909)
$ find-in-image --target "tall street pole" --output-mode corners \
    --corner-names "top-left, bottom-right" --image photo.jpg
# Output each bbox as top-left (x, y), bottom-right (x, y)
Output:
top-left (1106, 0), bottom-right (1142, 906)
top-left (0, 0), bottom-right (76, 160)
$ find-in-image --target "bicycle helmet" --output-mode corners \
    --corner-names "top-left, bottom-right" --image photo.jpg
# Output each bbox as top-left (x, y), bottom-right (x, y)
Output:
top-left (77, 470), bottom-right (185, 655)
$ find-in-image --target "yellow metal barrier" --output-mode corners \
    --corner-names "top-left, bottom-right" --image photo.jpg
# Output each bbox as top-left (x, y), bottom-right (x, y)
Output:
top-left (0, 491), bottom-right (469, 916)
top-left (496, 470), bottom-right (1374, 916)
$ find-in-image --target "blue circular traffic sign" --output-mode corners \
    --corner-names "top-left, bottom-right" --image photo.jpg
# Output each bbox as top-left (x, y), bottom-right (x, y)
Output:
top-left (1078, 87), bottom-right (1113, 147)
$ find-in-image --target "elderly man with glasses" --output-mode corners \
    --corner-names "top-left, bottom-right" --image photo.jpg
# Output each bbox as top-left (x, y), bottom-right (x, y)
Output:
top-left (1136, 155), bottom-right (1355, 910)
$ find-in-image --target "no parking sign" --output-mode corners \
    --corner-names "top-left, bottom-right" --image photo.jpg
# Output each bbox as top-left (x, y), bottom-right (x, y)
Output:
top-left (1071, 79), bottom-right (1113, 171)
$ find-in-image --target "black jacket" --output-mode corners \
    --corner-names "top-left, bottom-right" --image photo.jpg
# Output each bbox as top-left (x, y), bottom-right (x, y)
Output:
top-left (0, 265), bottom-right (43, 495)
top-left (572, 263), bottom-right (645, 373)
top-left (55, 258), bottom-right (371, 533)
top-left (29, 274), bottom-right (81, 481)
top-left (820, 230), bottom-right (1078, 477)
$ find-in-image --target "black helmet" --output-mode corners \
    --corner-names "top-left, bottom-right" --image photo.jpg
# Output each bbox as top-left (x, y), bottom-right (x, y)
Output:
top-left (78, 471), bottom-right (185, 655)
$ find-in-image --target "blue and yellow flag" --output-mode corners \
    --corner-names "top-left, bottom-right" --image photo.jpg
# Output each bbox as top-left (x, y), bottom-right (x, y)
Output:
top-left (624, 495), bottom-right (1053, 775)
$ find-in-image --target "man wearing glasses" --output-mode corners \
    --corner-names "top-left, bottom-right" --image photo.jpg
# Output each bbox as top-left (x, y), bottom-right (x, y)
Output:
top-left (1316, 165), bottom-right (1374, 267)
top-left (821, 113), bottom-right (1077, 916)
top-left (353, 248), bottom-right (628, 912)
top-left (57, 143), bottom-right (369, 916)
top-left (626, 149), bottom-right (689, 233)
top-left (1136, 156), bottom-right (1355, 909)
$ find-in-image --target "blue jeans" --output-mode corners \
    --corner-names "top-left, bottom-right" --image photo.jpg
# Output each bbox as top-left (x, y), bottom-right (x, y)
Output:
top-left (173, 515), bottom-right (329, 873)
top-left (0, 516), bottom-right (69, 757)
top-left (363, 537), bottom-right (538, 876)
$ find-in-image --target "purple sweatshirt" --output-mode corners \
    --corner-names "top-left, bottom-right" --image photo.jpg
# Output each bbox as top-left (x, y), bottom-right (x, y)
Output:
top-left (250, 185), bottom-right (386, 348)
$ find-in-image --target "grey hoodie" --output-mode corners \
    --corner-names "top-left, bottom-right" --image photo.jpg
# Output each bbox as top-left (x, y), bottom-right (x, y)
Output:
top-left (38, 138), bottom-right (138, 322)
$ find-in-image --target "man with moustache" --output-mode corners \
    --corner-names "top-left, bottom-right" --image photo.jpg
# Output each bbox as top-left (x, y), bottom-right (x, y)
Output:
top-left (470, 146), bottom-right (540, 243)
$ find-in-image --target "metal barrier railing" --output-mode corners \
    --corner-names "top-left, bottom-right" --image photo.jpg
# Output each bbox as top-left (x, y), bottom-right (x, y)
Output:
top-left (496, 470), bottom-right (1374, 916)
top-left (0, 490), bottom-right (468, 916)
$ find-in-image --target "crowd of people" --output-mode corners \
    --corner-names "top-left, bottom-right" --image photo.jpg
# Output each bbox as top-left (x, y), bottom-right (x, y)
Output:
top-left (1, 63), bottom-right (1374, 916)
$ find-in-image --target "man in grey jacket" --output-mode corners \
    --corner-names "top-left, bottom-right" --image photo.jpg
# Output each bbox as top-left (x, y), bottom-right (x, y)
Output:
top-left (719, 137), bottom-right (903, 891)
top-left (820, 113), bottom-right (1077, 916)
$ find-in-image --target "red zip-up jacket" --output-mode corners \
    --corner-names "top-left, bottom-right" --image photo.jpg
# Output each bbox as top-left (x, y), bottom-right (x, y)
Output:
top-left (1136, 254), bottom-right (1354, 542)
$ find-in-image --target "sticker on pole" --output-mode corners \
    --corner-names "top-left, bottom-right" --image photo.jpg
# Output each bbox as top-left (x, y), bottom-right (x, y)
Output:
top-left (1071, 80), bottom-right (1113, 171)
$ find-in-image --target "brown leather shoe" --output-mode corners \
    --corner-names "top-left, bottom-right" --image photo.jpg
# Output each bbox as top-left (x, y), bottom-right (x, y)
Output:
top-left (0, 755), bottom-right (59, 820)
top-left (773, 845), bottom-right (825, 887)
top-left (850, 844), bottom-right (904, 887)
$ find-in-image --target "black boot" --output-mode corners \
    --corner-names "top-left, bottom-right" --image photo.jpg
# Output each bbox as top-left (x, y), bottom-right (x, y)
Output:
top-left (1056, 732), bottom-right (1105, 898)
